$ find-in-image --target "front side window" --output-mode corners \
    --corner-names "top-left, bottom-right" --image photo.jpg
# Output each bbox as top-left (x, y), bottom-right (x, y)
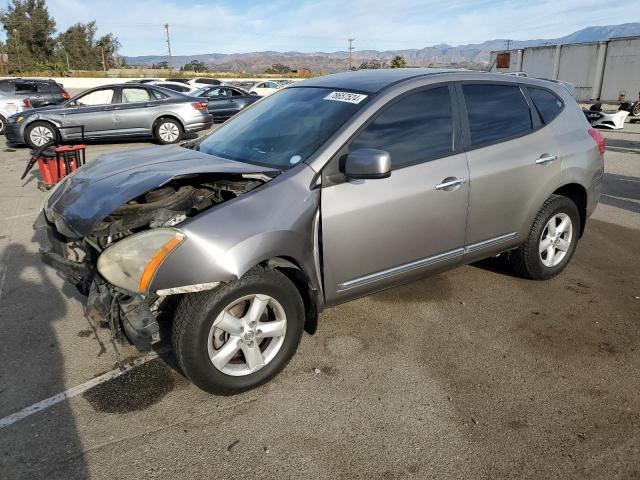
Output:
top-left (350, 86), bottom-right (454, 169)
top-left (198, 87), bottom-right (368, 169)
top-left (462, 84), bottom-right (532, 147)
top-left (74, 88), bottom-right (115, 106)
top-left (121, 88), bottom-right (152, 103)
top-left (528, 87), bottom-right (563, 124)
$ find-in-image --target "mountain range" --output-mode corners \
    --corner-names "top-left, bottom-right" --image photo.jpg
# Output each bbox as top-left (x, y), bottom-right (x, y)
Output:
top-left (124, 23), bottom-right (640, 73)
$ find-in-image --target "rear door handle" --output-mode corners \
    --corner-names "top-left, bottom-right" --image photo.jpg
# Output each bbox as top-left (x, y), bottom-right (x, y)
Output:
top-left (435, 177), bottom-right (467, 191)
top-left (536, 154), bottom-right (557, 165)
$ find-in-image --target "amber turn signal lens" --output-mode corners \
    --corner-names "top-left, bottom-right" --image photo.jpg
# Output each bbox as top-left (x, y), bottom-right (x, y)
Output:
top-left (138, 234), bottom-right (184, 291)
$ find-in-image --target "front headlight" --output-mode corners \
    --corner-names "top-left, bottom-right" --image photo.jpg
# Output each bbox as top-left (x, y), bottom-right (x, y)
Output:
top-left (97, 228), bottom-right (185, 293)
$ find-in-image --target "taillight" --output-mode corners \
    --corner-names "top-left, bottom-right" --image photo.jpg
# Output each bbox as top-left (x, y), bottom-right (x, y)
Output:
top-left (21, 98), bottom-right (30, 108)
top-left (61, 91), bottom-right (70, 100)
top-left (588, 128), bottom-right (605, 155)
top-left (191, 102), bottom-right (208, 111)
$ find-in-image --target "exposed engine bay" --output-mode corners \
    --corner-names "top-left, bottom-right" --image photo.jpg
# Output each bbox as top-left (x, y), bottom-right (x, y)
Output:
top-left (37, 173), bottom-right (269, 351)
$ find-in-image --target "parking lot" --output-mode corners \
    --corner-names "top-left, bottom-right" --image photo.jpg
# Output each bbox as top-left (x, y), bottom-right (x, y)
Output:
top-left (0, 119), bottom-right (639, 479)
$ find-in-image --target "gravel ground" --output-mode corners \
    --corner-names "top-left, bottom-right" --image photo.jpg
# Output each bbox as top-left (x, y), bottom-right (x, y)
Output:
top-left (0, 119), bottom-right (638, 480)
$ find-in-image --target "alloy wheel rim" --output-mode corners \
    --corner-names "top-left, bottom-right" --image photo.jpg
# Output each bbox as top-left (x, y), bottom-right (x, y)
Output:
top-left (207, 294), bottom-right (287, 376)
top-left (30, 126), bottom-right (54, 146)
top-left (158, 122), bottom-right (179, 142)
top-left (539, 213), bottom-right (572, 267)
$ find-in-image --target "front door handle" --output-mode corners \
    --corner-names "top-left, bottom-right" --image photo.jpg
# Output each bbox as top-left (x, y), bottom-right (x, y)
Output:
top-left (435, 177), bottom-right (467, 191)
top-left (536, 154), bottom-right (557, 165)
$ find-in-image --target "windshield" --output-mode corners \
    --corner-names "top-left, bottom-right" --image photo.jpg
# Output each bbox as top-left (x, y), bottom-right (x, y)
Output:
top-left (192, 87), bottom-right (207, 97)
top-left (198, 87), bottom-right (369, 169)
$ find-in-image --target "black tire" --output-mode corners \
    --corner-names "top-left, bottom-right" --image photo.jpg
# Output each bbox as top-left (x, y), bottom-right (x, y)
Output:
top-left (509, 194), bottom-right (580, 280)
top-left (0, 115), bottom-right (6, 135)
top-left (25, 121), bottom-right (58, 149)
top-left (172, 268), bottom-right (305, 395)
top-left (632, 103), bottom-right (640, 117)
top-left (154, 118), bottom-right (183, 144)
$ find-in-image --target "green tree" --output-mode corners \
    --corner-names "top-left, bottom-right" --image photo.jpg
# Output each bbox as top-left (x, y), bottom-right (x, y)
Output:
top-left (265, 63), bottom-right (292, 74)
top-left (152, 60), bottom-right (169, 69)
top-left (0, 0), bottom-right (56, 73)
top-left (181, 60), bottom-right (208, 72)
top-left (56, 21), bottom-right (120, 71)
top-left (359, 59), bottom-right (387, 69)
top-left (390, 55), bottom-right (406, 68)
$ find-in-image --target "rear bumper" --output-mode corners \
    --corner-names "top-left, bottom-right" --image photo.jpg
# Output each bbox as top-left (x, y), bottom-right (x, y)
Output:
top-left (587, 169), bottom-right (603, 218)
top-left (184, 116), bottom-right (214, 133)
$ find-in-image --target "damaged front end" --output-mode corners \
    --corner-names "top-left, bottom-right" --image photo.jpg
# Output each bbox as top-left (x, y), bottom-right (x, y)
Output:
top-left (35, 146), bottom-right (278, 351)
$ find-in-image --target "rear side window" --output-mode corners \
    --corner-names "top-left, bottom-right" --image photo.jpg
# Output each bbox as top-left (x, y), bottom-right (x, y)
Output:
top-left (528, 88), bottom-right (563, 124)
top-left (462, 84), bottom-right (532, 147)
top-left (150, 89), bottom-right (169, 100)
top-left (350, 86), bottom-right (454, 169)
top-left (14, 82), bottom-right (37, 93)
top-left (36, 82), bottom-right (51, 93)
top-left (121, 88), bottom-right (153, 103)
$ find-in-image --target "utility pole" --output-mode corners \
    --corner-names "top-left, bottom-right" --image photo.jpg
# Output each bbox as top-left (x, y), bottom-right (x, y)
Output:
top-left (505, 39), bottom-right (512, 51)
top-left (164, 24), bottom-right (173, 70)
top-left (13, 29), bottom-right (22, 74)
top-left (100, 45), bottom-right (107, 72)
top-left (65, 51), bottom-right (70, 71)
top-left (348, 38), bottom-right (355, 70)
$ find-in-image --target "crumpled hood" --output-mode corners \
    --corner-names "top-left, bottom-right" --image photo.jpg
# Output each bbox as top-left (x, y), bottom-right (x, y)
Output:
top-left (43, 144), bottom-right (278, 237)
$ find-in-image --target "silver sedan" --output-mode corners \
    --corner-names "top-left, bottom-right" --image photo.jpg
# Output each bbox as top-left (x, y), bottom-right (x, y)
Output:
top-left (4, 83), bottom-right (213, 148)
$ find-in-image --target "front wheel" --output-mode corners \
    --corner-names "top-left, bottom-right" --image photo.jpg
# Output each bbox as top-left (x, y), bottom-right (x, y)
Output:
top-left (154, 118), bottom-right (183, 144)
top-left (172, 268), bottom-right (305, 395)
top-left (509, 195), bottom-right (580, 280)
top-left (0, 115), bottom-right (6, 135)
top-left (25, 121), bottom-right (58, 148)
top-left (632, 102), bottom-right (640, 116)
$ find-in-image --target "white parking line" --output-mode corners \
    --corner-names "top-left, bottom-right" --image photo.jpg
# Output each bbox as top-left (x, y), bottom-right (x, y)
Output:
top-left (0, 347), bottom-right (170, 430)
top-left (3, 212), bottom-right (39, 221)
top-left (0, 264), bottom-right (7, 302)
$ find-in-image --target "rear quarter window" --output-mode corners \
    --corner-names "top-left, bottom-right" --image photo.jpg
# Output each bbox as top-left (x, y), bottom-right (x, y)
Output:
top-left (528, 87), bottom-right (563, 124)
top-left (462, 84), bottom-right (532, 147)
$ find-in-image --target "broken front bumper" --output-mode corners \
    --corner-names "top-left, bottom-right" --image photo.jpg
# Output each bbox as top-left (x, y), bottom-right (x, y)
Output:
top-left (34, 211), bottom-right (159, 351)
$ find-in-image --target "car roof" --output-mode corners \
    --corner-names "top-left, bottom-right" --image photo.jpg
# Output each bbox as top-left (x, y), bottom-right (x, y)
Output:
top-left (293, 68), bottom-right (466, 93)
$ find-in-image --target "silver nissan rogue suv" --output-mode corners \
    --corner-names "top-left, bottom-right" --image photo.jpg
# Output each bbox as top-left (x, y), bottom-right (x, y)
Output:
top-left (37, 69), bottom-right (604, 394)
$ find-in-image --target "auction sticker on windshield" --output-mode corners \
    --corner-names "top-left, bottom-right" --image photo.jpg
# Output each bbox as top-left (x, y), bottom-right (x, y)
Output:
top-left (324, 91), bottom-right (368, 104)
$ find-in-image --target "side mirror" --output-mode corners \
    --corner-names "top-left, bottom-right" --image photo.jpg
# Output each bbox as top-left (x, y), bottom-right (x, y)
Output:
top-left (344, 149), bottom-right (391, 180)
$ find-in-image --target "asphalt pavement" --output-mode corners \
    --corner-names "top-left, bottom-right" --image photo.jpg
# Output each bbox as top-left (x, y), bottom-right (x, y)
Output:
top-left (0, 121), bottom-right (638, 479)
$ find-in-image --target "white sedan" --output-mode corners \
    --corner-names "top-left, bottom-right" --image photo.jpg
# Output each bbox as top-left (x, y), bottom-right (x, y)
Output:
top-left (249, 81), bottom-right (282, 97)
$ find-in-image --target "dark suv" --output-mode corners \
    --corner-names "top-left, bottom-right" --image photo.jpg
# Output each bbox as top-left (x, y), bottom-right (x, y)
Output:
top-left (0, 79), bottom-right (70, 108)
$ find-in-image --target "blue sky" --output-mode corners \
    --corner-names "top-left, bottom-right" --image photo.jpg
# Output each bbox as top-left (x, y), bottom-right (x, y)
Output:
top-left (1, 0), bottom-right (637, 56)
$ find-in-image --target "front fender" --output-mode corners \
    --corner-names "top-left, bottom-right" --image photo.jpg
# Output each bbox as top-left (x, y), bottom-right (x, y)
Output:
top-left (149, 163), bottom-right (321, 294)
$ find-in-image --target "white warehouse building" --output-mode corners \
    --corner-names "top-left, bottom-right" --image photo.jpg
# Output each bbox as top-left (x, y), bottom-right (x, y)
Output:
top-left (489, 36), bottom-right (640, 102)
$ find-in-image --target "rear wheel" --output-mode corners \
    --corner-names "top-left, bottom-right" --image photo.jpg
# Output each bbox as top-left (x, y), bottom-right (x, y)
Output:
top-left (172, 268), bottom-right (305, 394)
top-left (509, 195), bottom-right (580, 280)
top-left (154, 118), bottom-right (183, 144)
top-left (632, 102), bottom-right (640, 116)
top-left (25, 121), bottom-right (58, 148)
top-left (0, 115), bottom-right (6, 135)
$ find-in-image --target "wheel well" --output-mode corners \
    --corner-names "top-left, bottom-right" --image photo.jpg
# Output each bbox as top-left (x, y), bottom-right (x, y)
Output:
top-left (553, 183), bottom-right (587, 236)
top-left (264, 257), bottom-right (319, 335)
top-left (153, 115), bottom-right (184, 132)
top-left (24, 120), bottom-right (59, 143)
